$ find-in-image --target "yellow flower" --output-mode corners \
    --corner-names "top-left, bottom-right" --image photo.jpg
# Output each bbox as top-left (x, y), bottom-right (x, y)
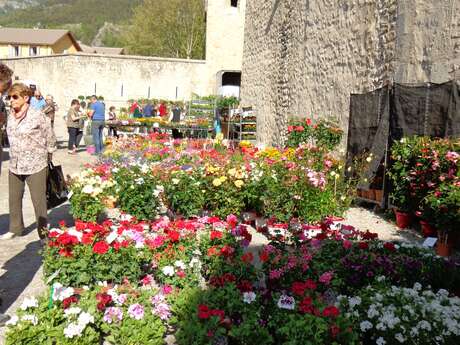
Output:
top-left (234, 180), bottom-right (244, 188)
top-left (219, 176), bottom-right (227, 183)
top-left (212, 178), bottom-right (222, 187)
top-left (228, 168), bottom-right (237, 177)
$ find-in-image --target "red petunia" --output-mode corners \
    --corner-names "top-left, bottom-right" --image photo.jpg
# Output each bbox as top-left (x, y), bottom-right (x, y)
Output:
top-left (210, 231), bottom-right (223, 241)
top-left (358, 242), bottom-right (369, 250)
top-left (322, 305), bottom-right (340, 318)
top-left (198, 304), bottom-right (210, 319)
top-left (93, 241), bottom-right (110, 254)
top-left (237, 280), bottom-right (253, 293)
top-left (292, 282), bottom-right (306, 296)
top-left (168, 230), bottom-right (180, 243)
top-left (383, 242), bottom-right (396, 251)
top-left (259, 250), bottom-right (269, 263)
top-left (62, 295), bottom-right (78, 309)
top-left (59, 248), bottom-right (73, 257)
top-left (241, 252), bottom-right (254, 264)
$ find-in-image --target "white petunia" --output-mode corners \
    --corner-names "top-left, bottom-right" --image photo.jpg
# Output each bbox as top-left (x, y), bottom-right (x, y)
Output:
top-left (63, 322), bottom-right (84, 338)
top-left (81, 185), bottom-right (94, 194)
top-left (360, 320), bottom-right (373, 332)
top-left (162, 266), bottom-right (175, 277)
top-left (64, 307), bottom-right (82, 317)
top-left (5, 315), bottom-right (19, 326)
top-left (174, 260), bottom-right (186, 270)
top-left (21, 314), bottom-right (38, 326)
top-left (20, 297), bottom-right (38, 311)
top-left (243, 292), bottom-right (256, 304)
top-left (78, 312), bottom-right (94, 326)
top-left (376, 337), bottom-right (386, 345)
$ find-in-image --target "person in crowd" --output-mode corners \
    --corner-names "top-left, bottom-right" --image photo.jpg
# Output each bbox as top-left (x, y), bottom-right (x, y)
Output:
top-left (30, 89), bottom-right (46, 110)
top-left (158, 101), bottom-right (167, 117)
top-left (0, 83), bottom-right (56, 241)
top-left (66, 99), bottom-right (84, 154)
top-left (108, 106), bottom-right (118, 138)
top-left (130, 100), bottom-right (142, 118)
top-left (88, 95), bottom-right (105, 155)
top-left (170, 103), bottom-right (182, 139)
top-left (143, 100), bottom-right (154, 118)
top-left (0, 63), bottom-right (12, 326)
top-left (43, 94), bottom-right (57, 128)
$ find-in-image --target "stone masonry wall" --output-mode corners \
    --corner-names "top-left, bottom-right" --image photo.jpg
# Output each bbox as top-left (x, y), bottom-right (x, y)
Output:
top-left (3, 53), bottom-right (209, 111)
top-left (241, 0), bottom-right (457, 146)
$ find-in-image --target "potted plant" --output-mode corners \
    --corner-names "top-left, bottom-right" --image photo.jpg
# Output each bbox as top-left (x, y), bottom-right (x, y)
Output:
top-left (426, 183), bottom-right (460, 256)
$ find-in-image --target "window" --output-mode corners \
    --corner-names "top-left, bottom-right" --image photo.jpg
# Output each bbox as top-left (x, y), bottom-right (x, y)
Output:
top-left (231, 0), bottom-right (238, 7)
top-left (13, 46), bottom-right (20, 57)
top-left (29, 46), bottom-right (38, 56)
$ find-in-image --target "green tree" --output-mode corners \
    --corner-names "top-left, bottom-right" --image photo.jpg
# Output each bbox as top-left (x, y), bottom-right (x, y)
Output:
top-left (124, 0), bottom-right (206, 59)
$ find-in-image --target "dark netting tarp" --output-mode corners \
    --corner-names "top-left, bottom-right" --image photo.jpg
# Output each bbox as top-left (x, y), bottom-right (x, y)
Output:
top-left (347, 86), bottom-right (389, 189)
top-left (346, 80), bottom-right (460, 191)
top-left (391, 81), bottom-right (460, 140)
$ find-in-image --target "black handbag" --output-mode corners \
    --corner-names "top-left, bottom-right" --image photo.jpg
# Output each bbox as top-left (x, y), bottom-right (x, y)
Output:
top-left (47, 161), bottom-right (68, 209)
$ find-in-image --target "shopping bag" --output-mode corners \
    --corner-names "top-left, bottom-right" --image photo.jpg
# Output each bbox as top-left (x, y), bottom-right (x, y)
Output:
top-left (47, 162), bottom-right (68, 209)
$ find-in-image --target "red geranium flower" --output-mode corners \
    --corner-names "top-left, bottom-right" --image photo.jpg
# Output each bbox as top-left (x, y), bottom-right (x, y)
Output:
top-left (210, 231), bottom-right (223, 240)
top-left (306, 118), bottom-right (312, 126)
top-left (168, 230), bottom-right (180, 243)
top-left (358, 242), bottom-right (369, 250)
top-left (96, 293), bottom-right (112, 311)
top-left (62, 295), bottom-right (78, 309)
top-left (292, 282), bottom-right (306, 296)
top-left (177, 270), bottom-right (186, 278)
top-left (198, 304), bottom-right (210, 319)
top-left (305, 279), bottom-right (317, 290)
top-left (241, 252), bottom-right (254, 263)
top-left (93, 241), bottom-right (110, 254)
top-left (57, 233), bottom-right (79, 246)
top-left (383, 242), bottom-right (396, 251)
top-left (220, 245), bottom-right (235, 257)
top-left (322, 305), bottom-right (340, 318)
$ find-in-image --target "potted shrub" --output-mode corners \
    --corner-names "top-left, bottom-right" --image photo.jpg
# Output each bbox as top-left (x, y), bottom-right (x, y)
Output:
top-left (426, 183), bottom-right (460, 256)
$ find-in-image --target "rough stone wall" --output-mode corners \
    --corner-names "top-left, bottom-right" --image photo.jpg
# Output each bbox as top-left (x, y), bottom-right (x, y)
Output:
top-left (241, 0), bottom-right (457, 146)
top-left (3, 53), bottom-right (209, 111)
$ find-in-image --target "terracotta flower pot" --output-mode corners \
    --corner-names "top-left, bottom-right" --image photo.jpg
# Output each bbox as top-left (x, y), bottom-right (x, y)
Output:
top-left (420, 220), bottom-right (436, 238)
top-left (436, 242), bottom-right (452, 257)
top-left (366, 189), bottom-right (375, 200)
top-left (394, 210), bottom-right (412, 229)
top-left (374, 190), bottom-right (383, 202)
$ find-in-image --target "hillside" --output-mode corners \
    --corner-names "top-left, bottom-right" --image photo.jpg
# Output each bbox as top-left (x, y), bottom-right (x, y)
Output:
top-left (0, 0), bottom-right (141, 45)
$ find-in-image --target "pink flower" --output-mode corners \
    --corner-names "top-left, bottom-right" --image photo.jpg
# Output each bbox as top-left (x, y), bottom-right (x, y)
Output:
top-left (162, 285), bottom-right (173, 295)
top-left (128, 304), bottom-right (144, 320)
top-left (446, 151), bottom-right (459, 163)
top-left (342, 240), bottom-right (352, 250)
top-left (103, 307), bottom-right (123, 324)
top-left (319, 271), bottom-right (334, 285)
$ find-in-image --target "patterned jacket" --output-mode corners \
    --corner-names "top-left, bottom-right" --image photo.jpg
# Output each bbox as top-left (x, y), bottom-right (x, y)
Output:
top-left (7, 106), bottom-right (56, 175)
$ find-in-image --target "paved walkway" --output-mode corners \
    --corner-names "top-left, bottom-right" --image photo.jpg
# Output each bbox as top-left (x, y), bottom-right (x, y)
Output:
top-left (0, 115), bottom-right (95, 343)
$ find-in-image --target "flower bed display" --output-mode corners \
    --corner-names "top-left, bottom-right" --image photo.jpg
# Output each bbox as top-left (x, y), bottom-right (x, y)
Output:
top-left (287, 118), bottom-right (343, 150)
top-left (7, 216), bottom-right (460, 345)
top-left (388, 136), bottom-right (459, 246)
top-left (68, 134), bottom-right (352, 223)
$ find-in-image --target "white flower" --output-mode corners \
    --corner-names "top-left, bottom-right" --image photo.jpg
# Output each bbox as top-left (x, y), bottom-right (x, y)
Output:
top-left (64, 307), bottom-right (82, 317)
top-left (20, 297), bottom-right (38, 311)
top-left (243, 292), bottom-right (256, 304)
top-left (81, 185), bottom-right (94, 194)
top-left (174, 260), bottom-right (186, 270)
top-left (366, 156), bottom-right (372, 163)
top-left (162, 266), bottom-right (175, 277)
top-left (348, 296), bottom-right (361, 309)
top-left (189, 258), bottom-right (201, 268)
top-left (52, 284), bottom-right (75, 301)
top-left (376, 337), bottom-right (386, 345)
top-left (277, 295), bottom-right (295, 310)
top-left (172, 178), bottom-right (180, 185)
top-left (64, 322), bottom-right (84, 338)
top-left (78, 312), bottom-right (94, 326)
top-left (360, 320), bottom-right (373, 331)
top-left (413, 283), bottom-right (422, 291)
top-left (395, 333), bottom-right (406, 343)
top-left (21, 314), bottom-right (38, 326)
top-left (5, 315), bottom-right (19, 326)
top-left (135, 177), bottom-right (145, 185)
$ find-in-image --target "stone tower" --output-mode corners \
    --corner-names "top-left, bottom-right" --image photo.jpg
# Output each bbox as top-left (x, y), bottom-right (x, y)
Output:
top-left (205, 0), bottom-right (247, 95)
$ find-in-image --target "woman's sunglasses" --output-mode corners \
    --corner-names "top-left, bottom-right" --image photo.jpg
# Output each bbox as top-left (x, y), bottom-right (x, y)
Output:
top-left (6, 94), bottom-right (21, 100)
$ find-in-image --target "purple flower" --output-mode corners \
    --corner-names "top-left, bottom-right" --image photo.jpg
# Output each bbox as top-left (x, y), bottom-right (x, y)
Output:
top-left (128, 304), bottom-right (144, 320)
top-left (103, 307), bottom-right (123, 324)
